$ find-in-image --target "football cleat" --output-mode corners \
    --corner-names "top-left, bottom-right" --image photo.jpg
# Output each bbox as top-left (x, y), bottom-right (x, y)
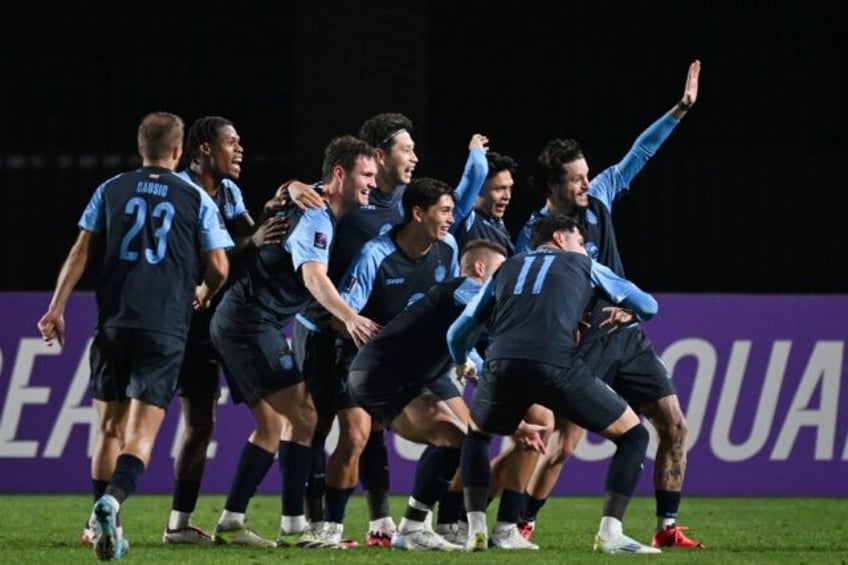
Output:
top-left (651, 524), bottom-right (705, 548)
top-left (490, 525), bottom-right (539, 550)
top-left (213, 523), bottom-right (276, 548)
top-left (390, 528), bottom-right (463, 551)
top-left (162, 524), bottom-right (213, 545)
top-left (594, 533), bottom-right (661, 554)
top-left (93, 497), bottom-right (129, 561)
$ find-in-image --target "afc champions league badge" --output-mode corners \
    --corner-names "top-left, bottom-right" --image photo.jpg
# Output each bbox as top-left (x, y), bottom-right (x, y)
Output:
top-left (434, 264), bottom-right (446, 282)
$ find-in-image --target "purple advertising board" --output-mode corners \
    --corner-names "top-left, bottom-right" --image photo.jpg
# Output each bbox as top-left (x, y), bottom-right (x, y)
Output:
top-left (1, 292), bottom-right (846, 495)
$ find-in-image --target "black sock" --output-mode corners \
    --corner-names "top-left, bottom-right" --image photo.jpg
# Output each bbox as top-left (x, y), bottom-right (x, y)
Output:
top-left (655, 490), bottom-right (681, 521)
top-left (437, 490), bottom-right (464, 525)
top-left (104, 454), bottom-right (145, 504)
top-left (497, 488), bottom-right (525, 524)
top-left (224, 442), bottom-right (274, 513)
top-left (172, 480), bottom-right (201, 513)
top-left (279, 441), bottom-right (311, 517)
top-left (324, 486), bottom-right (355, 524)
top-left (461, 430), bottom-right (491, 513)
top-left (305, 436), bottom-right (327, 522)
top-left (411, 445), bottom-right (461, 507)
top-left (360, 430), bottom-right (391, 520)
top-left (520, 493), bottom-right (547, 523)
top-left (92, 479), bottom-right (109, 502)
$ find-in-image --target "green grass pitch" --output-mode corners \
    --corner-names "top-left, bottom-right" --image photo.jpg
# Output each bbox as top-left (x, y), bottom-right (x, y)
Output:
top-left (2, 494), bottom-right (847, 563)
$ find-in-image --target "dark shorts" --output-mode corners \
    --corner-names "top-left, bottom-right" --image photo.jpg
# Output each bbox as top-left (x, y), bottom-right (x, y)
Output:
top-left (580, 326), bottom-right (676, 411)
top-left (471, 358), bottom-right (627, 436)
top-left (292, 319), bottom-right (341, 419)
top-left (177, 309), bottom-right (222, 399)
top-left (334, 338), bottom-right (361, 411)
top-left (349, 369), bottom-right (460, 428)
top-left (89, 327), bottom-right (184, 409)
top-left (210, 309), bottom-right (301, 405)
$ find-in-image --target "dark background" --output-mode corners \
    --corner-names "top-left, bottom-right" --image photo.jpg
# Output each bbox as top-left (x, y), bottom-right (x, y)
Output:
top-left (2, 2), bottom-right (843, 293)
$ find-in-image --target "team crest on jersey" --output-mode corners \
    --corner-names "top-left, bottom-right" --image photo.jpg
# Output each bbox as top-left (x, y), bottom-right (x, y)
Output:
top-left (343, 274), bottom-right (357, 293)
top-left (313, 232), bottom-right (328, 249)
top-left (378, 223), bottom-right (392, 236)
top-left (585, 209), bottom-right (598, 225)
top-left (434, 264), bottom-right (446, 282)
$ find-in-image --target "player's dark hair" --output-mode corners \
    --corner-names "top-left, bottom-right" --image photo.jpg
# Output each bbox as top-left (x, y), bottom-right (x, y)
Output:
top-left (485, 151), bottom-right (518, 182)
top-left (530, 138), bottom-right (583, 195)
top-left (401, 177), bottom-right (455, 222)
top-left (182, 116), bottom-right (233, 168)
top-left (321, 136), bottom-right (376, 181)
top-left (530, 214), bottom-right (584, 250)
top-left (138, 111), bottom-right (184, 162)
top-left (358, 112), bottom-right (414, 150)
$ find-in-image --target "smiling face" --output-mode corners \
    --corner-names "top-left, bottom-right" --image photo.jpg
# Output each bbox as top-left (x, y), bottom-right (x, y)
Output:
top-left (206, 124), bottom-right (244, 180)
top-left (341, 155), bottom-right (378, 207)
top-left (417, 193), bottom-right (455, 242)
top-left (379, 131), bottom-right (418, 188)
top-left (549, 158), bottom-right (590, 213)
top-left (479, 169), bottom-right (513, 219)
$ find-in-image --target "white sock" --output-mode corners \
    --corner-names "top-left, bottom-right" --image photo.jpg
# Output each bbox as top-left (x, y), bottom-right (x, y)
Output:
top-left (598, 516), bottom-right (623, 541)
top-left (369, 516), bottom-right (396, 532)
top-left (657, 517), bottom-right (676, 531)
top-left (218, 510), bottom-right (245, 528)
top-left (168, 510), bottom-right (191, 530)
top-left (281, 514), bottom-right (307, 534)
top-left (467, 511), bottom-right (487, 536)
top-left (398, 517), bottom-right (425, 533)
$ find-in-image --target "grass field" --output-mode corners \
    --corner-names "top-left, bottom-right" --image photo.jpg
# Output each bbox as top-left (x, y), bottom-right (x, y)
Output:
top-left (2, 494), bottom-right (847, 564)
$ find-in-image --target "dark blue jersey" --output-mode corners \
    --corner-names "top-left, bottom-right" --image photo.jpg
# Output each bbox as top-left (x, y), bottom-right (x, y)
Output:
top-left (453, 209), bottom-right (515, 256)
top-left (298, 147), bottom-right (487, 333)
top-left (176, 171), bottom-right (249, 223)
top-left (339, 226), bottom-right (460, 327)
top-left (514, 112), bottom-right (679, 339)
top-left (447, 248), bottom-right (657, 368)
top-left (216, 205), bottom-right (336, 325)
top-left (350, 276), bottom-right (482, 381)
top-left (78, 166), bottom-right (233, 337)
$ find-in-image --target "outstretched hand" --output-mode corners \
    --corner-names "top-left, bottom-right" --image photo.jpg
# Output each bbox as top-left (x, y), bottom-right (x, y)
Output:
top-left (454, 359), bottom-right (478, 385)
top-left (251, 215), bottom-right (288, 248)
top-left (598, 306), bottom-right (637, 334)
top-left (515, 420), bottom-right (552, 454)
top-left (468, 133), bottom-right (489, 153)
top-left (680, 59), bottom-right (700, 109)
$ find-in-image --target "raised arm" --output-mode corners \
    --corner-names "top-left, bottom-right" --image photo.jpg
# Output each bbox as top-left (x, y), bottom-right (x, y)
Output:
top-left (452, 133), bottom-right (490, 225)
top-left (590, 59), bottom-right (702, 208)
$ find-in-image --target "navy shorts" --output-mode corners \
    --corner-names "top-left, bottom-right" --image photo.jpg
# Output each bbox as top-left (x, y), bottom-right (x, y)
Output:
top-left (471, 358), bottom-right (627, 436)
top-left (349, 369), bottom-right (460, 428)
top-left (210, 309), bottom-right (302, 405)
top-left (89, 327), bottom-right (184, 409)
top-left (291, 319), bottom-right (341, 420)
top-left (580, 326), bottom-right (676, 411)
top-left (176, 308), bottom-right (222, 399)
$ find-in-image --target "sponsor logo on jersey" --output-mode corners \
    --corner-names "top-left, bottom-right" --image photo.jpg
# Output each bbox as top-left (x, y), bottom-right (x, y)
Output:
top-left (313, 232), bottom-right (328, 249)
